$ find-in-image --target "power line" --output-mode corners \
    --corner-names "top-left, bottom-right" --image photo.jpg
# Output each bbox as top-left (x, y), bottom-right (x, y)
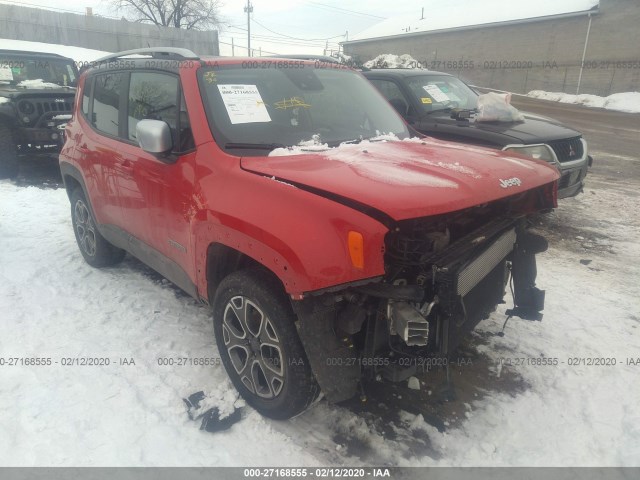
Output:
top-left (303, 1), bottom-right (386, 20)
top-left (249, 18), bottom-right (346, 42)
top-left (228, 37), bottom-right (339, 49)
top-left (225, 26), bottom-right (340, 47)
top-left (217, 38), bottom-right (280, 55)
top-left (224, 24), bottom-right (338, 45)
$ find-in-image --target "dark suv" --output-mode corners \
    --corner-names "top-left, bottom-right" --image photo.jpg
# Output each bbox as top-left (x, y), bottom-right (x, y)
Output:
top-left (0, 50), bottom-right (78, 178)
top-left (363, 69), bottom-right (591, 199)
top-left (60, 48), bottom-right (559, 419)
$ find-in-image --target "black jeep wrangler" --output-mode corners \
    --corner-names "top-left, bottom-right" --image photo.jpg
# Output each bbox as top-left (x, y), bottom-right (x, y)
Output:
top-left (0, 50), bottom-right (78, 178)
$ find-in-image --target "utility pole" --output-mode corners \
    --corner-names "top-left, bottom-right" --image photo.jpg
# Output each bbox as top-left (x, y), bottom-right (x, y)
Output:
top-left (577, 13), bottom-right (593, 94)
top-left (244, 0), bottom-right (253, 57)
top-left (231, 37), bottom-right (235, 56)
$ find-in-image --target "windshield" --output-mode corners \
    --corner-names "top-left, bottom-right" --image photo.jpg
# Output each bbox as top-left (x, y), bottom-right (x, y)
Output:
top-left (404, 74), bottom-right (478, 113)
top-left (0, 55), bottom-right (77, 87)
top-left (198, 64), bottom-right (410, 152)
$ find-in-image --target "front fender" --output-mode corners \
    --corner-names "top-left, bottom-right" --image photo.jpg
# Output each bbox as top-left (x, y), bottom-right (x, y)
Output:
top-left (193, 165), bottom-right (389, 298)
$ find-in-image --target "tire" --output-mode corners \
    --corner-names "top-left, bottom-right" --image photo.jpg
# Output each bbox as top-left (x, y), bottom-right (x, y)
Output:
top-left (0, 123), bottom-right (18, 179)
top-left (213, 269), bottom-right (320, 419)
top-left (70, 187), bottom-right (125, 267)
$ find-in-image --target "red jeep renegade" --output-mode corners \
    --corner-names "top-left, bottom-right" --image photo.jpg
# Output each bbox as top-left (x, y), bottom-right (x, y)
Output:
top-left (60, 48), bottom-right (559, 419)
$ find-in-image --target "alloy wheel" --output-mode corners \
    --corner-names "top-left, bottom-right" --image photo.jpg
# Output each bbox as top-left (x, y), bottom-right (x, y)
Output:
top-left (222, 296), bottom-right (285, 399)
top-left (74, 200), bottom-right (97, 257)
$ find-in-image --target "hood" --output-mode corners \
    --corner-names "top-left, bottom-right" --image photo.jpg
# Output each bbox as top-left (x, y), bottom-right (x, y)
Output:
top-left (0, 85), bottom-right (76, 97)
top-left (241, 139), bottom-right (559, 221)
top-left (466, 111), bottom-right (581, 143)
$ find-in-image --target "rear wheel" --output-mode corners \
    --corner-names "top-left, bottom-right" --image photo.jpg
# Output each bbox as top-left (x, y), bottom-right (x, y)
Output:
top-left (70, 187), bottom-right (125, 267)
top-left (213, 269), bottom-right (320, 419)
top-left (0, 123), bottom-right (18, 179)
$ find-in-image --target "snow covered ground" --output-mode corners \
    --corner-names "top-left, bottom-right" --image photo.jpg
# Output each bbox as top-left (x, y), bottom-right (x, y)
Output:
top-left (527, 90), bottom-right (640, 114)
top-left (1, 163), bottom-right (639, 466)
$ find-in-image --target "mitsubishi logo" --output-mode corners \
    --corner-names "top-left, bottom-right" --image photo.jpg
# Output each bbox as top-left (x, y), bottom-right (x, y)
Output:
top-left (568, 145), bottom-right (576, 157)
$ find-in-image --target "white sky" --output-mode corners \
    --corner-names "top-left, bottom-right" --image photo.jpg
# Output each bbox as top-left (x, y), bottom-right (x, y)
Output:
top-left (0, 0), bottom-right (434, 56)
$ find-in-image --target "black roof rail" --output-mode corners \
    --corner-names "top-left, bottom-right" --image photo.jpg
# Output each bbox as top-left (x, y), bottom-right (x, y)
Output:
top-left (92, 47), bottom-right (199, 64)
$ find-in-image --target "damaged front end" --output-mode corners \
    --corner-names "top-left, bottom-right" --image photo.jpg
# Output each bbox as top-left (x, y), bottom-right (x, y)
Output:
top-left (293, 191), bottom-right (551, 403)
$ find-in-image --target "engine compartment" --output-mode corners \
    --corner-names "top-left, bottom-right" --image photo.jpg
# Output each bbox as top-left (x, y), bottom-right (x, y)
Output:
top-left (293, 188), bottom-right (552, 401)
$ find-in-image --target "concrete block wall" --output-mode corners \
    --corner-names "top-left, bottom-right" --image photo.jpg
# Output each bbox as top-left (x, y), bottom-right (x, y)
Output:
top-left (344, 0), bottom-right (639, 96)
top-left (0, 3), bottom-right (219, 56)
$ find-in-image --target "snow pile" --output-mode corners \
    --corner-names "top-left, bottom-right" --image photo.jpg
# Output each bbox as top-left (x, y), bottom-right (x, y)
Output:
top-left (527, 90), bottom-right (640, 113)
top-left (363, 54), bottom-right (422, 69)
top-left (351, 0), bottom-right (599, 41)
top-left (269, 132), bottom-right (402, 156)
top-left (0, 38), bottom-right (110, 62)
top-left (0, 97), bottom-right (10, 104)
top-left (334, 52), bottom-right (352, 63)
top-left (16, 79), bottom-right (65, 89)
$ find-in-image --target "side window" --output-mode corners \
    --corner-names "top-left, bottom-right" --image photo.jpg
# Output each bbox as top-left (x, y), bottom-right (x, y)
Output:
top-left (370, 79), bottom-right (408, 115)
top-left (128, 72), bottom-right (178, 143)
top-left (81, 77), bottom-right (92, 117)
top-left (92, 72), bottom-right (125, 137)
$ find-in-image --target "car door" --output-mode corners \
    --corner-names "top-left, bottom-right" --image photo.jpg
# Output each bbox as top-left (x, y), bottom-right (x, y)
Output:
top-left (77, 71), bottom-right (127, 227)
top-left (115, 71), bottom-right (197, 288)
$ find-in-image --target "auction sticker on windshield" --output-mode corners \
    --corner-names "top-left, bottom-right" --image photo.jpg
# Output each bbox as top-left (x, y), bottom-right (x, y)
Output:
top-left (217, 84), bottom-right (271, 124)
top-left (423, 84), bottom-right (449, 103)
top-left (0, 66), bottom-right (13, 81)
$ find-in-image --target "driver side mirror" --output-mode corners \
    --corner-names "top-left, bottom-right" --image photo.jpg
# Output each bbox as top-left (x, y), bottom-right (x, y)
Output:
top-left (136, 119), bottom-right (173, 154)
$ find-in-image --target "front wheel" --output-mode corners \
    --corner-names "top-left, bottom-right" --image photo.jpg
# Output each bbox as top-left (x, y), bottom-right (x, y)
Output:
top-left (213, 269), bottom-right (319, 419)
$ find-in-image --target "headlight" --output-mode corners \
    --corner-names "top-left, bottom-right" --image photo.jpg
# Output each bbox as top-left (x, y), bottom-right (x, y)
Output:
top-left (503, 144), bottom-right (558, 164)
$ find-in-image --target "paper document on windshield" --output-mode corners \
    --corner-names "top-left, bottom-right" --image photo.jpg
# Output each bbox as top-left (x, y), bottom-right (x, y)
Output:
top-left (423, 84), bottom-right (449, 103)
top-left (0, 66), bottom-right (14, 81)
top-left (218, 84), bottom-right (272, 124)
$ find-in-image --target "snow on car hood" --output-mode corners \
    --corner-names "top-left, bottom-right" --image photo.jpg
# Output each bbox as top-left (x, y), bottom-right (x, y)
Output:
top-left (466, 112), bottom-right (581, 143)
top-left (16, 79), bottom-right (67, 89)
top-left (241, 138), bottom-right (559, 221)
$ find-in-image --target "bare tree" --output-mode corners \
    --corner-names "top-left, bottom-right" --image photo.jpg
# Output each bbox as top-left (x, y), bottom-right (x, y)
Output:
top-left (112, 0), bottom-right (222, 30)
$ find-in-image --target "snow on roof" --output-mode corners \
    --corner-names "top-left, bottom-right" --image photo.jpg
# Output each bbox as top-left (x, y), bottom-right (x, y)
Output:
top-left (363, 53), bottom-right (422, 69)
top-left (349, 0), bottom-right (599, 42)
top-left (0, 38), bottom-right (110, 62)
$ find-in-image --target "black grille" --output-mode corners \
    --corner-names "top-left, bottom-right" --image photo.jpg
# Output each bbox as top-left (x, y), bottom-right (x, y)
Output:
top-left (548, 137), bottom-right (583, 163)
top-left (34, 101), bottom-right (73, 114)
